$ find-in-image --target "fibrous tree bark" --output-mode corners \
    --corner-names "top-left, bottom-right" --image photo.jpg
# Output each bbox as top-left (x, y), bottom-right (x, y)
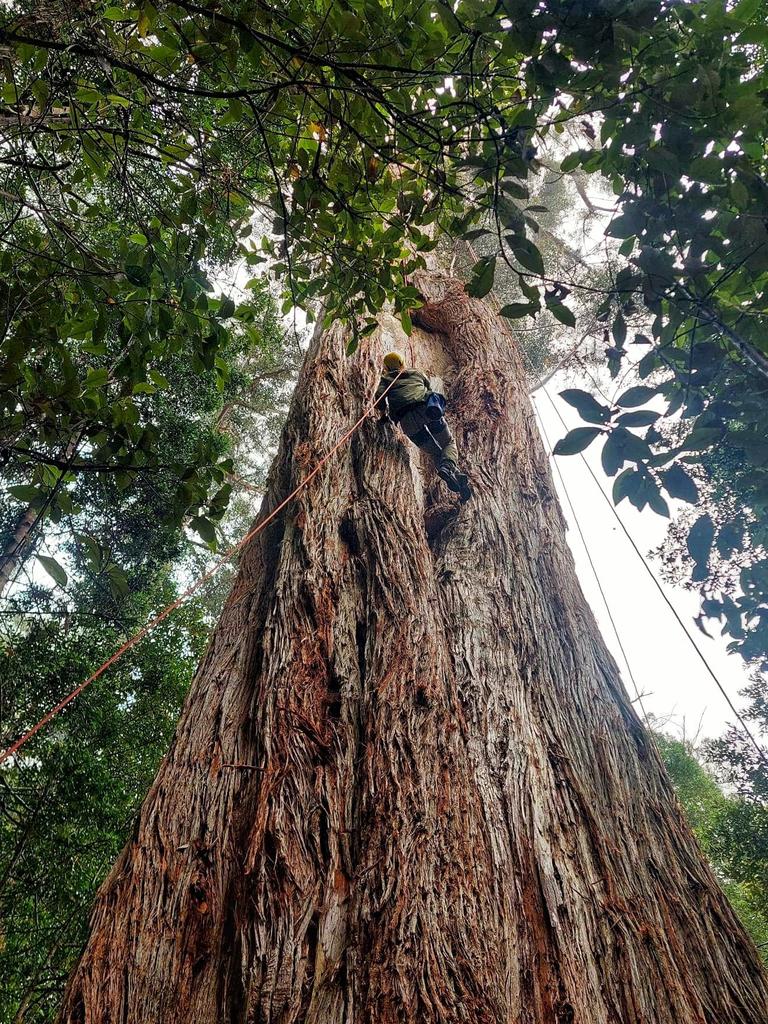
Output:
top-left (59, 271), bottom-right (768, 1024)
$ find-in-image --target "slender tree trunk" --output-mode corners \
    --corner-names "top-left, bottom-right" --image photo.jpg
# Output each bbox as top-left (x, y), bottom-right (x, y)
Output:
top-left (1, 432), bottom-right (81, 597)
top-left (0, 504), bottom-right (37, 597)
top-left (59, 272), bottom-right (768, 1024)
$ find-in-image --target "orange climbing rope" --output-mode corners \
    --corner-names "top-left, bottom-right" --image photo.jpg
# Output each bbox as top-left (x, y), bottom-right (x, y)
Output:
top-left (0, 369), bottom-right (402, 766)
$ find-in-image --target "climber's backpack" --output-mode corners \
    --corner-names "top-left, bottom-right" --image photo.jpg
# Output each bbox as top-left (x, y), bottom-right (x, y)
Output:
top-left (424, 390), bottom-right (446, 421)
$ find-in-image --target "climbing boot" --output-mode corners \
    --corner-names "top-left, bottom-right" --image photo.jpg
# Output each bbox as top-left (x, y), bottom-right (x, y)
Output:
top-left (437, 461), bottom-right (461, 492)
top-left (438, 462), bottom-right (472, 502)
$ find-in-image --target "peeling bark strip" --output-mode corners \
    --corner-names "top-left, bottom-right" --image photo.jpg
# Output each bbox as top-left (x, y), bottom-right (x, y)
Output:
top-left (59, 273), bottom-right (768, 1024)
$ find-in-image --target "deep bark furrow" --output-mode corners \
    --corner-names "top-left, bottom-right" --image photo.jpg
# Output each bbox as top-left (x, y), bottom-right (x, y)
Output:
top-left (59, 282), bottom-right (768, 1024)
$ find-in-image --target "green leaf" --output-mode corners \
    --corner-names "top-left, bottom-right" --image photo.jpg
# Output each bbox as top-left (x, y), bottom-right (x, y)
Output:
top-left (107, 563), bottom-right (130, 597)
top-left (612, 467), bottom-right (639, 504)
top-left (208, 482), bottom-right (233, 515)
top-left (76, 532), bottom-right (103, 571)
top-left (512, 240), bottom-right (544, 276)
top-left (737, 23), bottom-right (768, 44)
top-left (612, 313), bottom-right (627, 347)
top-left (8, 484), bottom-right (43, 502)
top-left (606, 212), bottom-right (643, 240)
top-left (687, 514), bottom-right (714, 581)
top-left (400, 309), bottom-right (413, 336)
top-left (85, 368), bottom-right (110, 389)
top-left (616, 385), bottom-right (657, 408)
top-left (683, 427), bottom-right (723, 451)
top-left (549, 303), bottom-right (576, 327)
top-left (190, 515), bottom-right (216, 546)
top-left (645, 146), bottom-right (679, 177)
top-left (732, 0), bottom-right (761, 21)
top-left (560, 151), bottom-right (585, 173)
top-left (519, 277), bottom-right (540, 302)
top-left (148, 369), bottom-right (170, 389)
top-left (37, 554), bottom-right (68, 588)
top-left (499, 302), bottom-right (538, 319)
top-left (636, 246), bottom-right (676, 288)
top-left (501, 179), bottom-right (529, 200)
top-left (615, 410), bottom-right (660, 427)
top-left (32, 80), bottom-right (49, 106)
top-left (128, 232), bottom-right (148, 245)
top-left (647, 488), bottom-right (670, 518)
top-left (618, 236), bottom-right (636, 257)
top-left (553, 426), bottom-right (603, 456)
top-left (125, 264), bottom-right (149, 286)
top-left (75, 87), bottom-right (103, 106)
top-left (601, 432), bottom-right (625, 476)
top-left (620, 468), bottom-right (660, 512)
top-left (55, 491), bottom-right (77, 515)
top-left (661, 464), bottom-right (699, 503)
top-left (218, 295), bottom-right (236, 319)
top-left (613, 426), bottom-right (652, 463)
top-left (716, 521), bottom-right (743, 559)
top-left (559, 388), bottom-right (611, 424)
top-left (466, 256), bottom-right (496, 298)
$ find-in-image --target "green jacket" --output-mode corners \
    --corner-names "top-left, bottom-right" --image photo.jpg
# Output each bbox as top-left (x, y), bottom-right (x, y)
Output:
top-left (375, 368), bottom-right (431, 419)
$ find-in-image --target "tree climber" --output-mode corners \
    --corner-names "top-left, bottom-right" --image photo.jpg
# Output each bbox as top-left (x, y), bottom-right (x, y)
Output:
top-left (375, 351), bottom-right (472, 502)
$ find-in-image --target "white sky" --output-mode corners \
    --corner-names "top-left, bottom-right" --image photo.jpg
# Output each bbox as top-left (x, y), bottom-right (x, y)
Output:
top-left (532, 375), bottom-right (754, 744)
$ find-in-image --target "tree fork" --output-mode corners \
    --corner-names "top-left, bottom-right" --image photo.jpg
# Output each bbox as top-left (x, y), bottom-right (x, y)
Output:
top-left (59, 271), bottom-right (768, 1024)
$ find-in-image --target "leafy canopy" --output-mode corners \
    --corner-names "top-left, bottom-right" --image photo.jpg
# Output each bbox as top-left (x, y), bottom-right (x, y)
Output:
top-left (1, 0), bottom-right (767, 658)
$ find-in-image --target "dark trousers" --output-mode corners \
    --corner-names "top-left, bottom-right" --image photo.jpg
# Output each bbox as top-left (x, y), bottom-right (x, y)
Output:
top-left (398, 406), bottom-right (458, 468)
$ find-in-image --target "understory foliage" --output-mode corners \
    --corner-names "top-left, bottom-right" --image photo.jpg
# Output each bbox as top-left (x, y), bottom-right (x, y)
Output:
top-left (658, 732), bottom-right (768, 960)
top-left (0, 579), bottom-right (207, 1023)
top-left (0, 275), bottom-right (290, 603)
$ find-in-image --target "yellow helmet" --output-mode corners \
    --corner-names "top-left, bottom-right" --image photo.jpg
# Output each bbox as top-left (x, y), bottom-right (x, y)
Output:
top-left (383, 351), bottom-right (405, 372)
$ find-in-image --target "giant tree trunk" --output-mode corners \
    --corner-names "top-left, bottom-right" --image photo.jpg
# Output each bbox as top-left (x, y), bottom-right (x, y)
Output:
top-left (60, 273), bottom-right (768, 1024)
